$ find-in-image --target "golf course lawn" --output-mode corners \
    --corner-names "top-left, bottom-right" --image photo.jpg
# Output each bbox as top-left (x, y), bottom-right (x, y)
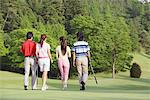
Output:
top-left (0, 53), bottom-right (150, 100)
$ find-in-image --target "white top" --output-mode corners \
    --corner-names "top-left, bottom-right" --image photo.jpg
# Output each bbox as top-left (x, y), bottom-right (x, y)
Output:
top-left (56, 45), bottom-right (71, 60)
top-left (73, 41), bottom-right (88, 46)
top-left (36, 42), bottom-right (50, 58)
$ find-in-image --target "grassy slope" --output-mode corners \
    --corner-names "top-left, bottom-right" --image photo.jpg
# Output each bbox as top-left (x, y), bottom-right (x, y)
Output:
top-left (0, 53), bottom-right (150, 100)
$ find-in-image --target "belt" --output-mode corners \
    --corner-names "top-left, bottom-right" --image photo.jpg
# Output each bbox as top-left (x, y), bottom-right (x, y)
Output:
top-left (25, 56), bottom-right (35, 57)
top-left (38, 57), bottom-right (49, 58)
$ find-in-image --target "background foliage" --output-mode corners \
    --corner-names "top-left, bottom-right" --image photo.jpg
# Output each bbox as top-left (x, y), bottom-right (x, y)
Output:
top-left (0, 0), bottom-right (149, 77)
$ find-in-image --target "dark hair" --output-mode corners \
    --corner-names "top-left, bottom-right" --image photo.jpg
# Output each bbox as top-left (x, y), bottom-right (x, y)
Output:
top-left (26, 32), bottom-right (33, 39)
top-left (59, 36), bottom-right (67, 55)
top-left (39, 34), bottom-right (47, 47)
top-left (77, 32), bottom-right (84, 41)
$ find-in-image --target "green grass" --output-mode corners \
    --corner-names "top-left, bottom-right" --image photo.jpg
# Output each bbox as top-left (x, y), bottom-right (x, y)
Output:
top-left (132, 52), bottom-right (150, 78)
top-left (0, 53), bottom-right (150, 100)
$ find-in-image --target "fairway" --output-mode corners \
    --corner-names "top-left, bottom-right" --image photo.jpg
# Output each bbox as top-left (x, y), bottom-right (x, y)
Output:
top-left (1, 0), bottom-right (150, 99)
top-left (0, 53), bottom-right (150, 100)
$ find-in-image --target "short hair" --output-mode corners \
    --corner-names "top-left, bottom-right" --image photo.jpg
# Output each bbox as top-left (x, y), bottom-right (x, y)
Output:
top-left (77, 32), bottom-right (84, 41)
top-left (26, 32), bottom-right (33, 39)
top-left (59, 36), bottom-right (65, 41)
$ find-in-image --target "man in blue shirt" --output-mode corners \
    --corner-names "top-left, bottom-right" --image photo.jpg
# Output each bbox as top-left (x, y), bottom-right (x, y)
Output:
top-left (72, 32), bottom-right (91, 90)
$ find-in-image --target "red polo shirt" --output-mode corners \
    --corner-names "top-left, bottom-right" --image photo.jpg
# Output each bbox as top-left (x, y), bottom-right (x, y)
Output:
top-left (20, 39), bottom-right (36, 57)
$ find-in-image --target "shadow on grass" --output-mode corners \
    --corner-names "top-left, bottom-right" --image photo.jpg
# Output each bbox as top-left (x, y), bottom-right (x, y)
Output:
top-left (118, 74), bottom-right (150, 84)
top-left (47, 81), bottom-right (149, 94)
top-left (1, 81), bottom-right (149, 95)
top-left (0, 87), bottom-right (23, 90)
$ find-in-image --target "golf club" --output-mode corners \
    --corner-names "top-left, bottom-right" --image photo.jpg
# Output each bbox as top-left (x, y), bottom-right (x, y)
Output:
top-left (36, 65), bottom-right (38, 88)
top-left (89, 61), bottom-right (98, 84)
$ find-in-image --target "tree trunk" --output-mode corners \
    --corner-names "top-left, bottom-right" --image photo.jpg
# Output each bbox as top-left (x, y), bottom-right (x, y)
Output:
top-left (112, 59), bottom-right (116, 79)
top-left (112, 48), bottom-right (116, 79)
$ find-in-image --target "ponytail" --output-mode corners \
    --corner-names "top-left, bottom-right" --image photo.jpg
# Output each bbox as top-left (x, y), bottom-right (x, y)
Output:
top-left (39, 34), bottom-right (47, 47)
top-left (59, 36), bottom-right (67, 55)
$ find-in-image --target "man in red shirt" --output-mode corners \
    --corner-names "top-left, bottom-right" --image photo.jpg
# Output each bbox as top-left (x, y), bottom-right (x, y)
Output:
top-left (20, 32), bottom-right (37, 90)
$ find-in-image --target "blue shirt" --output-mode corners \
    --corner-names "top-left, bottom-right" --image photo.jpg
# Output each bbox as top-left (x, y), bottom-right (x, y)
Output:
top-left (72, 41), bottom-right (90, 58)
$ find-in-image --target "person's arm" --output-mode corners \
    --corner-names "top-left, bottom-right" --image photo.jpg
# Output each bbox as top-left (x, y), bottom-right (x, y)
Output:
top-left (68, 46), bottom-right (71, 58)
top-left (48, 44), bottom-right (53, 63)
top-left (20, 46), bottom-right (23, 53)
top-left (48, 50), bottom-right (53, 63)
top-left (35, 44), bottom-right (39, 64)
top-left (56, 47), bottom-right (59, 60)
top-left (72, 52), bottom-right (76, 67)
top-left (72, 45), bottom-right (76, 67)
top-left (33, 42), bottom-right (36, 56)
top-left (35, 43), bottom-right (39, 57)
top-left (20, 43), bottom-right (24, 53)
top-left (87, 44), bottom-right (91, 61)
top-left (47, 44), bottom-right (53, 63)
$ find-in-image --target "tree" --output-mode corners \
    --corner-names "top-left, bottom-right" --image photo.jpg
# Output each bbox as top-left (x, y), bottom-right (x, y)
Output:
top-left (0, 0), bottom-right (22, 32)
top-left (63, 0), bottom-right (84, 33)
top-left (29, 0), bottom-right (65, 24)
top-left (0, 30), bottom-right (8, 56)
top-left (139, 30), bottom-right (150, 54)
top-left (71, 15), bottom-right (132, 78)
top-left (98, 15), bottom-right (132, 78)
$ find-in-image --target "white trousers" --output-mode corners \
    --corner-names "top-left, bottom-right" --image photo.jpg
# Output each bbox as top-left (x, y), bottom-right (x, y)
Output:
top-left (24, 57), bottom-right (37, 89)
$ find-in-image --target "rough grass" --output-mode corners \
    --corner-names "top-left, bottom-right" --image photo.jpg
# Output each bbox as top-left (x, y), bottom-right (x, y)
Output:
top-left (0, 53), bottom-right (150, 100)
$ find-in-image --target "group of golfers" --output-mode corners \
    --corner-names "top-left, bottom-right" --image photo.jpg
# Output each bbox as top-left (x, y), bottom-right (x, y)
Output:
top-left (20, 31), bottom-right (91, 91)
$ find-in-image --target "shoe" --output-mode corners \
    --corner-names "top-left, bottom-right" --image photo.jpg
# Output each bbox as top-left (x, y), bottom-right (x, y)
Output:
top-left (32, 87), bottom-right (37, 90)
top-left (80, 81), bottom-right (85, 90)
top-left (45, 84), bottom-right (48, 90)
top-left (62, 84), bottom-right (67, 90)
top-left (41, 85), bottom-right (48, 91)
top-left (41, 86), bottom-right (46, 91)
top-left (24, 85), bottom-right (28, 90)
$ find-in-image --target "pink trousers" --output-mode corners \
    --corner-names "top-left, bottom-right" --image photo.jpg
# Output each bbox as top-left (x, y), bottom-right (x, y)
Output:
top-left (58, 58), bottom-right (70, 83)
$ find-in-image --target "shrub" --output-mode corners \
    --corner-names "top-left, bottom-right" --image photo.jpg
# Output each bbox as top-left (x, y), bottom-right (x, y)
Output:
top-left (130, 63), bottom-right (142, 78)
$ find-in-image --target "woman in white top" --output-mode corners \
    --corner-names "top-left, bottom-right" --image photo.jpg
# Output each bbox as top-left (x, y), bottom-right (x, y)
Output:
top-left (36, 34), bottom-right (53, 91)
top-left (56, 36), bottom-right (71, 90)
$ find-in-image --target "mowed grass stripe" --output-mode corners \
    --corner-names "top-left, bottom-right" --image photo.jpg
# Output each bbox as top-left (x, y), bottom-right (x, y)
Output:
top-left (0, 53), bottom-right (150, 100)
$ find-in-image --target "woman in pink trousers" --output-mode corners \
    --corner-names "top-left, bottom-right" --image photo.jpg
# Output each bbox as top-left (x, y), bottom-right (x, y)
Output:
top-left (56, 36), bottom-right (71, 90)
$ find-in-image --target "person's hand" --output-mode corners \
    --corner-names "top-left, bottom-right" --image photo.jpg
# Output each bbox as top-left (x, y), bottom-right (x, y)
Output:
top-left (73, 61), bottom-right (76, 67)
top-left (89, 58), bottom-right (91, 62)
top-left (36, 58), bottom-right (38, 64)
